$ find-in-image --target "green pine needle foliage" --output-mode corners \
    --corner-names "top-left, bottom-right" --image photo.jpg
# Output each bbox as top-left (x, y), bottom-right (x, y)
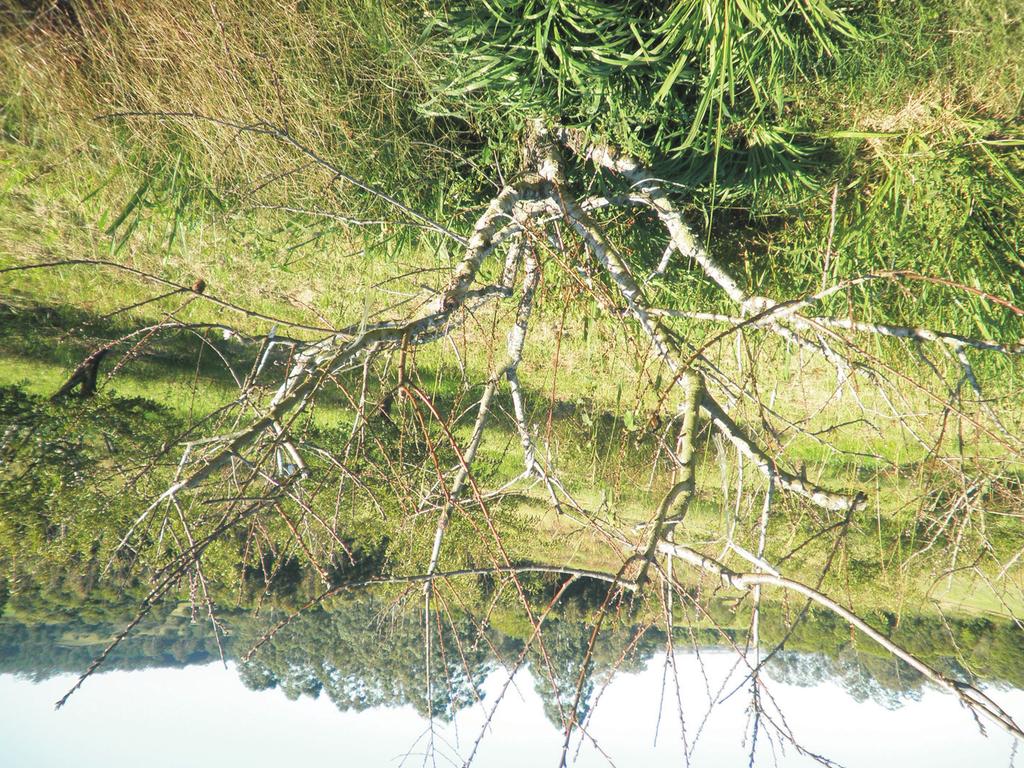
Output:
top-left (422, 0), bottom-right (859, 197)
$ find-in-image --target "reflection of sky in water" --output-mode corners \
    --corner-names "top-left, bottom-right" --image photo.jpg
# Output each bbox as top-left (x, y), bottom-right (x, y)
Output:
top-left (1, 650), bottom-right (1020, 767)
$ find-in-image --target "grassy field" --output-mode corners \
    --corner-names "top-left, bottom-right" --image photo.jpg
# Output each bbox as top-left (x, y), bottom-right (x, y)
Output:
top-left (2, 0), bottom-right (1022, 336)
top-left (2, 0), bottom-right (1024, 623)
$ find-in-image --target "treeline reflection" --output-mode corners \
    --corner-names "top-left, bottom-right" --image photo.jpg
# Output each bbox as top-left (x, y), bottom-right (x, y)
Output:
top-left (2, 586), bottom-right (1021, 723)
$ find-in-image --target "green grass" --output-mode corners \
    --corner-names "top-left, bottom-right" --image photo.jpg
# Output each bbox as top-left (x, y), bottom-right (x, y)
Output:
top-left (3, 0), bottom-right (1022, 351)
top-left (2, 0), bottom-right (1023, 625)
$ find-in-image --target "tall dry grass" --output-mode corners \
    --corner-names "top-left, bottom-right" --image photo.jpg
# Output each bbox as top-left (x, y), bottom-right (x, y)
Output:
top-left (2, 0), bottom-right (452, 212)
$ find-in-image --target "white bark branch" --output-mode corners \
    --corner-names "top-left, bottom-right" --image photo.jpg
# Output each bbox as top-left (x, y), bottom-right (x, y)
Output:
top-left (657, 539), bottom-right (1024, 744)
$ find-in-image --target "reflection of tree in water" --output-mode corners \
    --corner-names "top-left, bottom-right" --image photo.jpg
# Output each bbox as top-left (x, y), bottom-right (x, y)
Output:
top-left (236, 596), bottom-right (493, 719)
top-left (768, 650), bottom-right (925, 709)
top-left (530, 617), bottom-right (597, 729)
top-left (7, 579), bottom-right (1024, 726)
top-left (762, 607), bottom-right (1024, 708)
top-left (231, 594), bottom-right (629, 724)
top-left (232, 601), bottom-right (663, 726)
top-left (0, 611), bottom-right (223, 682)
